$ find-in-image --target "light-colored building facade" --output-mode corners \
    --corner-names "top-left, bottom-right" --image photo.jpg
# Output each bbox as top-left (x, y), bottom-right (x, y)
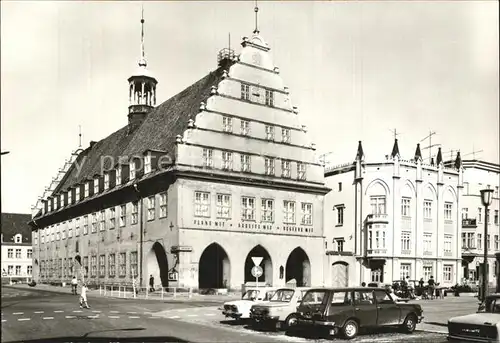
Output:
top-left (1, 213), bottom-right (33, 280)
top-left (29, 16), bottom-right (329, 290)
top-left (324, 140), bottom-right (463, 288)
top-left (446, 160), bottom-right (500, 287)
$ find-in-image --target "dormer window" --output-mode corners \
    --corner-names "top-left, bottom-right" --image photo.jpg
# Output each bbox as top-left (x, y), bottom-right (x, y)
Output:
top-left (116, 167), bottom-right (122, 185)
top-left (94, 177), bottom-right (99, 194)
top-left (144, 155), bottom-right (151, 174)
top-left (48, 199), bottom-right (53, 212)
top-left (282, 128), bottom-right (291, 143)
top-left (265, 89), bottom-right (274, 107)
top-left (130, 161), bottom-right (136, 180)
top-left (75, 186), bottom-right (80, 201)
top-left (222, 116), bottom-right (233, 133)
top-left (84, 182), bottom-right (89, 197)
top-left (104, 173), bottom-right (110, 190)
top-left (68, 189), bottom-right (72, 204)
top-left (14, 234), bottom-right (22, 243)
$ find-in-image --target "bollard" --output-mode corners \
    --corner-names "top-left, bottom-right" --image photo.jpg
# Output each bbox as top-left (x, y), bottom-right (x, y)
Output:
top-left (161, 287), bottom-right (164, 300)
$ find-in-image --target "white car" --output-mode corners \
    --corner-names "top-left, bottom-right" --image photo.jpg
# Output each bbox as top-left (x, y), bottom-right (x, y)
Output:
top-left (222, 287), bottom-right (276, 320)
top-left (447, 294), bottom-right (500, 342)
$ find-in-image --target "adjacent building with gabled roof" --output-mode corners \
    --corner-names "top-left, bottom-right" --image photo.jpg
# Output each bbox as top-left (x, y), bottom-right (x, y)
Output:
top-left (1, 213), bottom-right (33, 280)
top-left (29, 9), bottom-right (330, 290)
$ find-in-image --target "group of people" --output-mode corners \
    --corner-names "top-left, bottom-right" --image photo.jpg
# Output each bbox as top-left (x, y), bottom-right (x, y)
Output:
top-left (361, 275), bottom-right (440, 300)
top-left (70, 276), bottom-right (90, 309)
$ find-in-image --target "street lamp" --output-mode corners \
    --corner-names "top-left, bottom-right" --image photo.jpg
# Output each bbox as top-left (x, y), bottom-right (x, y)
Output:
top-left (480, 188), bottom-right (494, 302)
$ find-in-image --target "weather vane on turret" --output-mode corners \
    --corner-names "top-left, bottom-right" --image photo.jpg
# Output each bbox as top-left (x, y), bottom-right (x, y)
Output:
top-left (254, 0), bottom-right (259, 34)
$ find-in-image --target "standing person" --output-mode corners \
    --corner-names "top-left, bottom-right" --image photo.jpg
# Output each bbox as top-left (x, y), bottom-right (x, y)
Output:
top-left (428, 276), bottom-right (435, 300)
top-left (79, 283), bottom-right (90, 309)
top-left (149, 275), bottom-right (155, 293)
top-left (71, 276), bottom-right (78, 295)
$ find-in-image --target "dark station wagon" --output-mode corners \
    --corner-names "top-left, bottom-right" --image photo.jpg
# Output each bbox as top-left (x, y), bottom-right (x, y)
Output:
top-left (291, 287), bottom-right (424, 339)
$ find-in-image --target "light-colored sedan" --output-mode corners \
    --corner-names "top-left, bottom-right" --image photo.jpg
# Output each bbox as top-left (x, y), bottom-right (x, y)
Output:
top-left (222, 287), bottom-right (276, 320)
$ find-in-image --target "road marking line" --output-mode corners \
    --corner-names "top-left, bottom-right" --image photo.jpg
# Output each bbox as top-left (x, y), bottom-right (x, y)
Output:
top-left (18, 318), bottom-right (30, 321)
top-left (13, 312), bottom-right (24, 315)
top-left (54, 311), bottom-right (64, 313)
top-left (177, 309), bottom-right (186, 312)
top-left (188, 314), bottom-right (198, 317)
top-left (91, 310), bottom-right (101, 313)
top-left (109, 311), bottom-right (119, 313)
top-left (73, 310), bottom-right (83, 313)
top-left (87, 315), bottom-right (99, 319)
top-left (34, 311), bottom-right (44, 314)
top-left (168, 316), bottom-right (180, 319)
top-left (1, 320), bottom-right (6, 322)
top-left (65, 316), bottom-right (75, 319)
top-left (149, 317), bottom-right (161, 319)
top-left (42, 317), bottom-right (54, 320)
top-left (205, 314), bottom-right (216, 316)
top-left (128, 316), bottom-right (140, 319)
top-left (108, 316), bottom-right (120, 319)
top-left (127, 312), bottom-right (137, 314)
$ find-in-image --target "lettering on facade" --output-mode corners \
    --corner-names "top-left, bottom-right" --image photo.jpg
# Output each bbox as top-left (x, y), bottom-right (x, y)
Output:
top-left (192, 219), bottom-right (313, 234)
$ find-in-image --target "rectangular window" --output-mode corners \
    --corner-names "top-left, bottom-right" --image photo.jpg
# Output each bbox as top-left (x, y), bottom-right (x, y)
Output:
top-left (444, 202), bottom-right (453, 220)
top-left (15, 249), bottom-right (21, 259)
top-left (424, 200), bottom-right (432, 219)
top-left (368, 228), bottom-right (386, 249)
top-left (241, 83), bottom-right (250, 100)
top-left (27, 265), bottom-right (32, 276)
top-left (487, 234), bottom-right (491, 250)
top-left (336, 206), bottom-right (344, 226)
top-left (283, 200), bottom-right (296, 224)
top-left (281, 160), bottom-right (291, 178)
top-left (159, 193), bottom-right (167, 218)
top-left (240, 154), bottom-right (251, 172)
top-left (100, 210), bottom-right (106, 231)
top-left (61, 223), bottom-right (67, 240)
top-left (75, 218), bottom-right (80, 236)
top-left (240, 120), bottom-right (250, 136)
top-left (264, 157), bottom-right (275, 176)
top-left (130, 161), bottom-right (136, 180)
top-left (83, 257), bottom-right (89, 277)
top-left (423, 266), bottom-right (433, 281)
top-left (194, 191), bottom-right (211, 217)
top-left (222, 151), bottom-right (233, 170)
top-left (401, 197), bottom-right (411, 217)
top-left (444, 234), bottom-right (452, 253)
top-left (477, 233), bottom-right (483, 248)
top-left (202, 148), bottom-right (213, 168)
top-left (147, 196), bottom-right (155, 221)
top-left (130, 252), bottom-right (138, 278)
top-left (116, 167), bottom-right (122, 186)
top-left (83, 216), bottom-right (89, 235)
top-left (7, 249), bottom-right (13, 258)
top-left (75, 186), bottom-right (80, 201)
top-left (265, 89), bottom-right (274, 106)
top-left (400, 263), bottom-right (411, 280)
top-left (443, 265), bottom-right (453, 282)
top-left (68, 220), bottom-right (73, 238)
top-left (109, 207), bottom-right (116, 229)
top-left (222, 116), bottom-right (233, 133)
top-left (467, 232), bottom-right (475, 248)
top-left (144, 155), bottom-right (151, 174)
top-left (336, 240), bottom-right (344, 252)
top-left (261, 199), bottom-right (274, 222)
top-left (265, 125), bottom-right (275, 141)
top-left (494, 235), bottom-right (499, 250)
top-left (119, 205), bottom-right (126, 227)
top-left (462, 208), bottom-right (468, 220)
top-left (119, 253), bottom-right (126, 277)
top-left (94, 178), bottom-right (99, 194)
top-left (495, 210), bottom-right (499, 225)
top-left (478, 208), bottom-right (482, 223)
top-left (34, 235), bottom-right (38, 245)
top-left (301, 203), bottom-right (313, 226)
top-left (401, 231), bottom-right (411, 251)
top-left (104, 173), bottom-right (110, 190)
top-left (90, 255), bottom-right (97, 278)
top-left (370, 196), bottom-right (387, 215)
top-left (91, 213), bottom-right (98, 233)
top-left (281, 128), bottom-right (290, 143)
top-left (108, 254), bottom-right (116, 277)
top-left (7, 265), bottom-right (13, 275)
top-left (99, 255), bottom-right (105, 277)
top-left (131, 202), bottom-right (138, 224)
top-left (15, 265), bottom-right (21, 275)
top-left (241, 196), bottom-right (255, 221)
top-left (216, 194), bottom-right (231, 219)
top-left (27, 249), bottom-right (32, 259)
top-left (423, 233), bottom-right (432, 254)
top-left (56, 225), bottom-right (60, 240)
top-left (487, 209), bottom-right (491, 224)
top-left (297, 163), bottom-right (306, 180)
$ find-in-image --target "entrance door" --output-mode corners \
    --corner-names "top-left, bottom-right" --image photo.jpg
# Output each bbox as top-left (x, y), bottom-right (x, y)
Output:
top-left (332, 262), bottom-right (348, 287)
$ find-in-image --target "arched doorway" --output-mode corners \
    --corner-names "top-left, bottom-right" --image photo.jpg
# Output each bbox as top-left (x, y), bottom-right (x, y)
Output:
top-left (332, 261), bottom-right (349, 287)
top-left (285, 247), bottom-right (311, 287)
top-left (198, 243), bottom-right (230, 289)
top-left (245, 245), bottom-right (273, 285)
top-left (146, 242), bottom-right (169, 287)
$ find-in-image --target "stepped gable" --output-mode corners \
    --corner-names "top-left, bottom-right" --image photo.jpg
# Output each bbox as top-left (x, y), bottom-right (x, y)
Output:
top-left (52, 66), bottom-right (227, 194)
top-left (122, 66), bottom-right (226, 159)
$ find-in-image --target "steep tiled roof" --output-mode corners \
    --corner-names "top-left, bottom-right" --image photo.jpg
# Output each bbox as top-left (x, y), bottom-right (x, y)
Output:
top-left (53, 66), bottom-right (226, 194)
top-left (1, 213), bottom-right (32, 243)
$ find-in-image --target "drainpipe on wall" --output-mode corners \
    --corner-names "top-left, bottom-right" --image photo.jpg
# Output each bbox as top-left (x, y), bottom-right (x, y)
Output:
top-left (133, 183), bottom-right (144, 288)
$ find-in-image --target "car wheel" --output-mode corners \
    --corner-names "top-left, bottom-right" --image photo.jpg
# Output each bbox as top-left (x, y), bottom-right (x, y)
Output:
top-left (284, 314), bottom-right (298, 329)
top-left (342, 319), bottom-right (359, 339)
top-left (402, 314), bottom-right (417, 333)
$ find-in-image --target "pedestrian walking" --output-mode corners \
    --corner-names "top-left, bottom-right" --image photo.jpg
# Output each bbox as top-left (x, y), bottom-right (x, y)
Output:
top-left (79, 283), bottom-right (90, 309)
top-left (149, 275), bottom-right (155, 292)
top-left (71, 276), bottom-right (78, 295)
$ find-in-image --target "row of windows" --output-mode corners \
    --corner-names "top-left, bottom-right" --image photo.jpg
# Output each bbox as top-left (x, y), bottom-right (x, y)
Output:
top-left (6, 248), bottom-right (32, 259)
top-left (370, 196), bottom-right (454, 220)
top-left (221, 116), bottom-right (291, 143)
top-left (201, 148), bottom-right (307, 180)
top-left (368, 230), bottom-right (454, 253)
top-left (240, 83), bottom-right (274, 107)
top-left (400, 264), bottom-right (455, 283)
top-left (39, 252), bottom-right (137, 279)
top-left (461, 232), bottom-right (500, 251)
top-left (3, 265), bottom-right (32, 276)
top-left (462, 208), bottom-right (499, 225)
top-left (194, 191), bottom-right (313, 225)
top-left (36, 194), bottom-right (167, 245)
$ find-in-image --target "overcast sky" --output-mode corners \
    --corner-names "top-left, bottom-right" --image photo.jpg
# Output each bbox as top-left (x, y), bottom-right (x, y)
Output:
top-left (1, 1), bottom-right (498, 214)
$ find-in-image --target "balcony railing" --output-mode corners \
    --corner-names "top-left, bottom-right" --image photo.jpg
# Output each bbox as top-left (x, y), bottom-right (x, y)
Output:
top-left (366, 214), bottom-right (389, 224)
top-left (367, 248), bottom-right (388, 255)
top-left (423, 251), bottom-right (433, 256)
top-left (401, 249), bottom-right (411, 255)
top-left (462, 218), bottom-right (477, 228)
top-left (444, 251), bottom-right (452, 257)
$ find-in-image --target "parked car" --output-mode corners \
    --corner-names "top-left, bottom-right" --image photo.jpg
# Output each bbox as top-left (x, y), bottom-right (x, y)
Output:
top-left (250, 287), bottom-right (310, 330)
top-left (447, 294), bottom-right (500, 342)
top-left (291, 287), bottom-right (424, 339)
top-left (221, 287), bottom-right (276, 320)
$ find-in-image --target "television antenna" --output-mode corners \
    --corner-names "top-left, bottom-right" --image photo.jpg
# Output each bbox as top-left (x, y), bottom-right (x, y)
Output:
top-left (420, 130), bottom-right (440, 161)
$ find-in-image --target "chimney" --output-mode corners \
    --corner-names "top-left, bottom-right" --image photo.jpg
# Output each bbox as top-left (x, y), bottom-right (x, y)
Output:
top-left (89, 141), bottom-right (97, 149)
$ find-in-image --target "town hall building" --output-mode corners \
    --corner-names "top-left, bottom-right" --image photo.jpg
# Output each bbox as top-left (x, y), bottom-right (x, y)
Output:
top-left (29, 9), bottom-right (330, 291)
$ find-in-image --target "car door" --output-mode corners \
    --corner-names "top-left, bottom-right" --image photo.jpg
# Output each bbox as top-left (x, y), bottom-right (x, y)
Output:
top-left (353, 290), bottom-right (377, 327)
top-left (326, 290), bottom-right (355, 323)
top-left (373, 290), bottom-right (401, 326)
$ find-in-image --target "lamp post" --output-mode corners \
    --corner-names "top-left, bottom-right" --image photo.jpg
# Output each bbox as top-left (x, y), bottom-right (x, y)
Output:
top-left (480, 188), bottom-right (494, 302)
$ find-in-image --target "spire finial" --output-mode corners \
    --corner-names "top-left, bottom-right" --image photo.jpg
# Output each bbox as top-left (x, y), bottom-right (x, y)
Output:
top-left (253, 0), bottom-right (259, 34)
top-left (139, 4), bottom-right (146, 67)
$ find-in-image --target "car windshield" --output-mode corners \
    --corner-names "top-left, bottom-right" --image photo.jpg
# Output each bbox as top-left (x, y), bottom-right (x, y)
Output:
top-left (478, 298), bottom-right (500, 313)
top-left (270, 289), bottom-right (294, 302)
top-left (242, 290), bottom-right (259, 300)
top-left (301, 290), bottom-right (327, 306)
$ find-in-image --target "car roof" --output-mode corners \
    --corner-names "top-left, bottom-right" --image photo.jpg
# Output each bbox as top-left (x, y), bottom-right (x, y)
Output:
top-left (486, 294), bottom-right (500, 299)
top-left (305, 287), bottom-right (385, 292)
